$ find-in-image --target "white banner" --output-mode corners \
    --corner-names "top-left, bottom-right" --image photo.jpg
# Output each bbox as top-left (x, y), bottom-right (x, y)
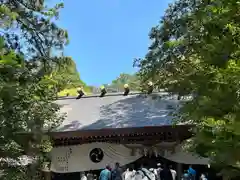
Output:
top-left (165, 151), bottom-right (209, 165)
top-left (50, 142), bottom-right (142, 173)
top-left (50, 142), bottom-right (209, 173)
top-left (164, 145), bottom-right (209, 165)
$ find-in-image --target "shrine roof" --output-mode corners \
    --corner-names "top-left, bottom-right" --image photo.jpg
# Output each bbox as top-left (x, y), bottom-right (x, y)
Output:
top-left (55, 92), bottom-right (189, 132)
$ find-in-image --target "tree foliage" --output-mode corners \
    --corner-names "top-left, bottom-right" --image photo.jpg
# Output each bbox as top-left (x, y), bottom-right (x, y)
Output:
top-left (0, 0), bottom-right (69, 178)
top-left (44, 56), bottom-right (88, 93)
top-left (106, 73), bottom-right (141, 92)
top-left (135, 0), bottom-right (240, 177)
top-left (1, 0), bottom-right (68, 64)
top-left (0, 38), bottom-right (64, 179)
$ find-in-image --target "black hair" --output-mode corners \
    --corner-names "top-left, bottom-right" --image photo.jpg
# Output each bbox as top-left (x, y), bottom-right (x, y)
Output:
top-left (115, 162), bottom-right (120, 167)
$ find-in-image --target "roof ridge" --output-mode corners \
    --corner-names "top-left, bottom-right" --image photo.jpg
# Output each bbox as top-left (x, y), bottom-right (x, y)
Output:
top-left (57, 91), bottom-right (167, 100)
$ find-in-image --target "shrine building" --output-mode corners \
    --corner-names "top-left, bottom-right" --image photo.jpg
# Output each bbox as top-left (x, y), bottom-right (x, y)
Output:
top-left (46, 90), bottom-right (209, 180)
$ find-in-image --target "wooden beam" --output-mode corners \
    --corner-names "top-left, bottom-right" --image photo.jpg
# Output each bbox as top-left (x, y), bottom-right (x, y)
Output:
top-left (50, 125), bottom-right (193, 139)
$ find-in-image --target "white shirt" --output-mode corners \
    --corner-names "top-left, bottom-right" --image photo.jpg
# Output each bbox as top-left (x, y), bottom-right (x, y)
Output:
top-left (200, 174), bottom-right (207, 180)
top-left (125, 170), bottom-right (136, 180)
top-left (170, 169), bottom-right (177, 180)
top-left (154, 168), bottom-right (162, 179)
top-left (81, 175), bottom-right (87, 180)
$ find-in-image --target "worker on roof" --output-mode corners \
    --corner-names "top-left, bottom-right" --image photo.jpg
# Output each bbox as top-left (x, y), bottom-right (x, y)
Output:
top-left (100, 85), bottom-right (105, 90)
top-left (77, 86), bottom-right (83, 92)
top-left (148, 81), bottom-right (153, 86)
top-left (76, 86), bottom-right (85, 99)
top-left (77, 86), bottom-right (86, 94)
top-left (124, 84), bottom-right (129, 89)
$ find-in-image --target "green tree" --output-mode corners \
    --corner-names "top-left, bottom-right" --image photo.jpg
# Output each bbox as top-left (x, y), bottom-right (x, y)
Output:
top-left (0, 0), bottom-right (70, 178)
top-left (108, 73), bottom-right (141, 91)
top-left (1, 0), bottom-right (68, 67)
top-left (0, 39), bottom-right (64, 179)
top-left (48, 56), bottom-right (88, 93)
top-left (135, 0), bottom-right (240, 178)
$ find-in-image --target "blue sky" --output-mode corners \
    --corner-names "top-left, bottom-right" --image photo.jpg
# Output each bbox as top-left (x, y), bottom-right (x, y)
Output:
top-left (53, 0), bottom-right (173, 86)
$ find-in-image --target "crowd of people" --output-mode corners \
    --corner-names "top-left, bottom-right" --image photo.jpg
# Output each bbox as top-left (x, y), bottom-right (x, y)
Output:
top-left (80, 163), bottom-right (208, 180)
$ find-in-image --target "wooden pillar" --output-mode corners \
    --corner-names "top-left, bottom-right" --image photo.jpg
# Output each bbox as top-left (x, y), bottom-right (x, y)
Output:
top-left (42, 162), bottom-right (51, 180)
top-left (175, 137), bottom-right (182, 180)
top-left (177, 163), bottom-right (182, 180)
top-left (42, 170), bottom-right (51, 180)
top-left (222, 175), bottom-right (230, 180)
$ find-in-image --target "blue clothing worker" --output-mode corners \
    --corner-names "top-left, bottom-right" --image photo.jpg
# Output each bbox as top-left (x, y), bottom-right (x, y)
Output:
top-left (187, 165), bottom-right (196, 180)
top-left (99, 165), bottom-right (111, 180)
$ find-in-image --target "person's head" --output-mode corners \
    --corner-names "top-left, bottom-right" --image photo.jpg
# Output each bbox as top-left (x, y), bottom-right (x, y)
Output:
top-left (184, 170), bottom-right (188, 174)
top-left (77, 86), bottom-right (83, 91)
top-left (115, 162), bottom-right (120, 168)
top-left (80, 172), bottom-right (85, 177)
top-left (189, 165), bottom-right (192, 168)
top-left (169, 165), bottom-right (173, 169)
top-left (129, 167), bottom-right (133, 171)
top-left (163, 164), bottom-right (167, 168)
top-left (157, 163), bottom-right (161, 168)
top-left (106, 164), bottom-right (111, 170)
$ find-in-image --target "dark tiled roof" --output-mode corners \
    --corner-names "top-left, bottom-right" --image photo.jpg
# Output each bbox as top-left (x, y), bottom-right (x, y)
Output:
top-left (55, 92), bottom-right (185, 132)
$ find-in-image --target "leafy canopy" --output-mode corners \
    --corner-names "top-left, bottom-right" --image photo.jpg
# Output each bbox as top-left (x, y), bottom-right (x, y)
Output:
top-left (49, 57), bottom-right (88, 92)
top-left (135, 0), bottom-right (240, 177)
top-left (1, 0), bottom-right (68, 64)
top-left (0, 38), bottom-right (64, 179)
top-left (0, 0), bottom-right (70, 178)
top-left (105, 73), bottom-right (141, 92)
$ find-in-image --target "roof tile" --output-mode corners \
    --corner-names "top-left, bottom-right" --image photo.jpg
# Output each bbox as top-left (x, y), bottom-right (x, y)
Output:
top-left (55, 93), bottom-right (183, 131)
